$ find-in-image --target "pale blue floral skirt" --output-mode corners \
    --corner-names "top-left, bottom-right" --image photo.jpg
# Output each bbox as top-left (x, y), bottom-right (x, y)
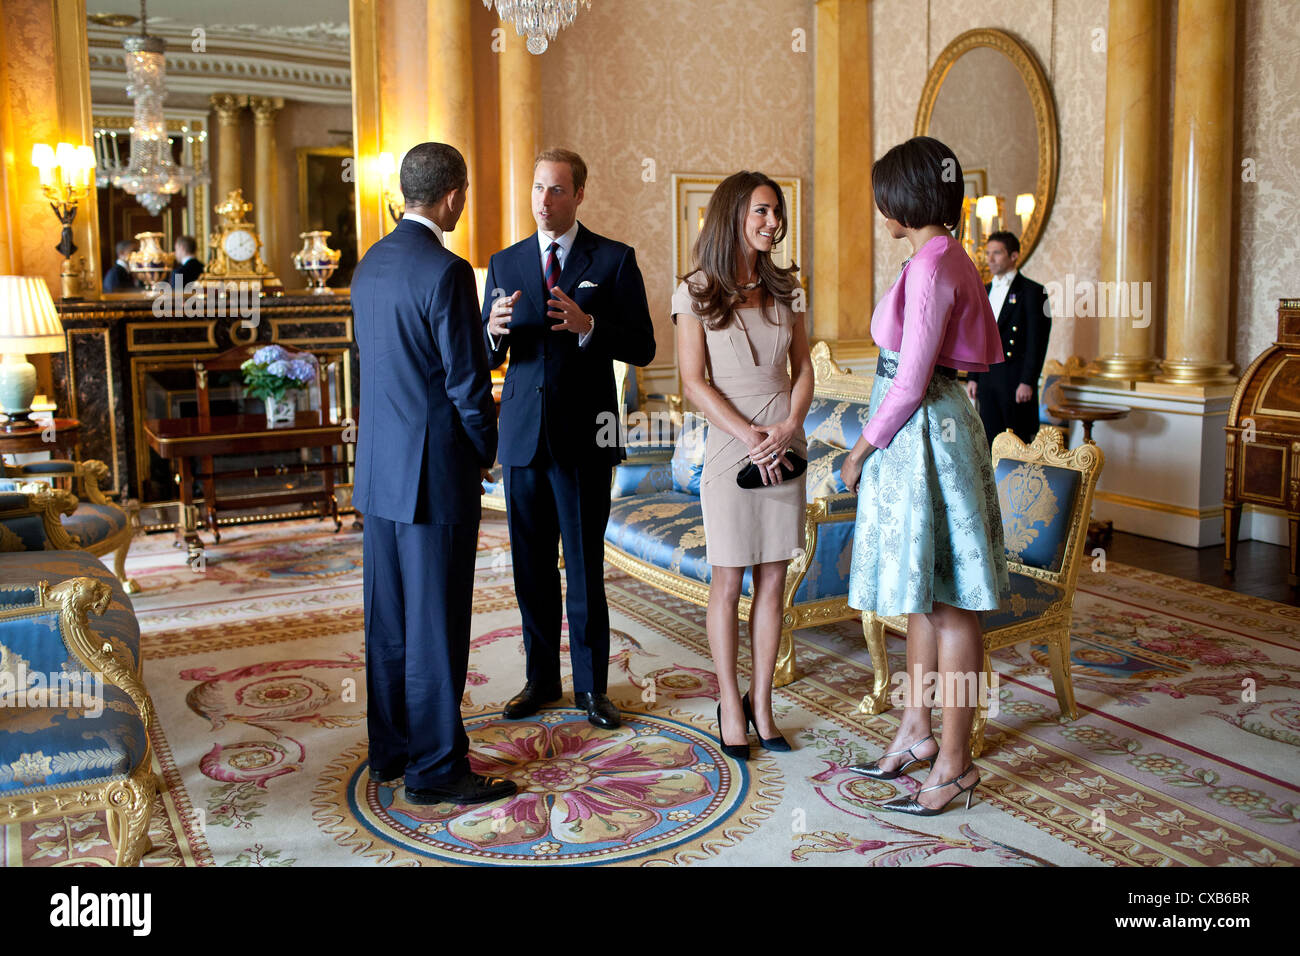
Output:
top-left (848, 349), bottom-right (1010, 616)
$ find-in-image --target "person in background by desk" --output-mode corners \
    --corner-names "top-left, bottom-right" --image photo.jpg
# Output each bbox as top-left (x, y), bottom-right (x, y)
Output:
top-left (966, 231), bottom-right (1051, 448)
top-left (171, 235), bottom-right (204, 288)
top-left (102, 239), bottom-right (139, 293)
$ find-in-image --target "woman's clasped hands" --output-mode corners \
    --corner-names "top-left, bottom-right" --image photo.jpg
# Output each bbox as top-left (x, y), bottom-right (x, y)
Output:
top-left (746, 419), bottom-right (799, 485)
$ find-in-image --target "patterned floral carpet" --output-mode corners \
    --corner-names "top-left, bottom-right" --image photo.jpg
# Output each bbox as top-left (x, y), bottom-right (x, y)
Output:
top-left (4, 515), bottom-right (1297, 866)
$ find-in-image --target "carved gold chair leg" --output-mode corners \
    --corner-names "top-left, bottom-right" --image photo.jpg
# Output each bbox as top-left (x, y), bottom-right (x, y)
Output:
top-left (773, 623), bottom-right (798, 687)
top-left (1047, 622), bottom-right (1079, 720)
top-left (969, 649), bottom-right (993, 759)
top-left (110, 773), bottom-right (158, 867)
top-left (858, 612), bottom-right (892, 715)
top-left (113, 538), bottom-right (140, 594)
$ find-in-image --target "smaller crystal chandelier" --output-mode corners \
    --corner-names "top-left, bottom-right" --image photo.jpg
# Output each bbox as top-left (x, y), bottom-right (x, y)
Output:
top-left (104, 0), bottom-right (207, 215)
top-left (482, 0), bottom-right (592, 54)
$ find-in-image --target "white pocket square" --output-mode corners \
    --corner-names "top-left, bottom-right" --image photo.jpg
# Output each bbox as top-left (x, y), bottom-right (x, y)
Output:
top-left (578, 280), bottom-right (598, 289)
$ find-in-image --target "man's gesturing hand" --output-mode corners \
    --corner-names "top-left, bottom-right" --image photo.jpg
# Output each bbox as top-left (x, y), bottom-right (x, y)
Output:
top-left (547, 286), bottom-right (593, 335)
top-left (488, 290), bottom-right (521, 337)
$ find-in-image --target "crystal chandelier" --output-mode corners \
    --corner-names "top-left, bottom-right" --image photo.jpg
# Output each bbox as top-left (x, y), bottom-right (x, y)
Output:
top-left (482, 0), bottom-right (592, 54)
top-left (104, 1), bottom-right (206, 215)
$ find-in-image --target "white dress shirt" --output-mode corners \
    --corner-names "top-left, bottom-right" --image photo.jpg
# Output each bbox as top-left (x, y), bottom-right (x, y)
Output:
top-left (988, 267), bottom-right (1017, 318)
top-left (489, 219), bottom-right (594, 349)
top-left (402, 211), bottom-right (445, 245)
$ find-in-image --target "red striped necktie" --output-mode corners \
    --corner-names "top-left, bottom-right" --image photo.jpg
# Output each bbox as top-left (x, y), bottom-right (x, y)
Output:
top-left (544, 241), bottom-right (560, 292)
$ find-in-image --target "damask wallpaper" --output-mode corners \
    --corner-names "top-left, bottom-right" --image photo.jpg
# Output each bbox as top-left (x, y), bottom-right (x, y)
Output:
top-left (538, 0), bottom-right (817, 374)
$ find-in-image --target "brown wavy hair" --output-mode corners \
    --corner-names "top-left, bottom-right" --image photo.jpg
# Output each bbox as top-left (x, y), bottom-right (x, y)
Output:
top-left (677, 171), bottom-right (800, 330)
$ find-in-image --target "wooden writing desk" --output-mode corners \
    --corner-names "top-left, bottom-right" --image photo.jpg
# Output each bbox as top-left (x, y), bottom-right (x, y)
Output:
top-left (143, 412), bottom-right (346, 564)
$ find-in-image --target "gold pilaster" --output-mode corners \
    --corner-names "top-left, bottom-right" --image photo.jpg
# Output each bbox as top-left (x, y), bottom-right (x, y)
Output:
top-left (249, 95), bottom-right (284, 279)
top-left (210, 93), bottom-right (247, 206)
top-left (1093, 0), bottom-right (1163, 380)
top-left (349, 0), bottom-right (383, 259)
top-left (427, 0), bottom-right (475, 261)
top-left (813, 0), bottom-right (872, 342)
top-left (1158, 0), bottom-right (1237, 386)
top-left (498, 31), bottom-right (540, 246)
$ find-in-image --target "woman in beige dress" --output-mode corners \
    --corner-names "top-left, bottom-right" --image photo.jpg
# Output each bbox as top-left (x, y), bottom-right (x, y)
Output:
top-left (672, 171), bottom-right (813, 760)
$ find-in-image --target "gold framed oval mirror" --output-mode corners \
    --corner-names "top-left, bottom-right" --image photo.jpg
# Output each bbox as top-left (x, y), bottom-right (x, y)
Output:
top-left (915, 28), bottom-right (1057, 281)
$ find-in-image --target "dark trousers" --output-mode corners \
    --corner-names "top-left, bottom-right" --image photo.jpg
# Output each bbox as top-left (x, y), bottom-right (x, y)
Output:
top-left (362, 514), bottom-right (478, 788)
top-left (977, 374), bottom-right (1040, 450)
top-left (504, 440), bottom-right (613, 694)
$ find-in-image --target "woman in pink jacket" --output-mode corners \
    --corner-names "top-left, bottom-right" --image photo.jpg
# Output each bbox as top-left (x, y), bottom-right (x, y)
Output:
top-left (839, 136), bottom-right (1010, 816)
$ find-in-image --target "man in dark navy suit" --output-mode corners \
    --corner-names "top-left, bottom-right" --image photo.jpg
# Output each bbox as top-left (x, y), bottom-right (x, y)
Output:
top-left (967, 231), bottom-right (1052, 448)
top-left (352, 142), bottom-right (516, 807)
top-left (483, 148), bottom-right (655, 729)
top-left (171, 235), bottom-right (204, 287)
top-left (102, 239), bottom-right (139, 292)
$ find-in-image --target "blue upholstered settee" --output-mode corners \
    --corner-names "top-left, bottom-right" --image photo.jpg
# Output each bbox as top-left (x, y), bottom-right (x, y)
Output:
top-left (0, 485), bottom-right (159, 866)
top-left (603, 342), bottom-right (874, 686)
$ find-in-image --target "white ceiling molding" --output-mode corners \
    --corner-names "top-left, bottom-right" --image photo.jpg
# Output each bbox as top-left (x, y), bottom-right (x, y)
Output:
top-left (88, 19), bottom-right (351, 106)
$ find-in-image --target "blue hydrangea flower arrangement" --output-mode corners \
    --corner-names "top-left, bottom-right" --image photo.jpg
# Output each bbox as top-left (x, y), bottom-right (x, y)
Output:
top-left (240, 344), bottom-right (319, 402)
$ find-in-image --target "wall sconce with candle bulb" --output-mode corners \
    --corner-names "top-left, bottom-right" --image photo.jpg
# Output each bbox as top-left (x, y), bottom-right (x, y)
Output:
top-left (31, 142), bottom-right (96, 299)
top-left (377, 151), bottom-right (405, 226)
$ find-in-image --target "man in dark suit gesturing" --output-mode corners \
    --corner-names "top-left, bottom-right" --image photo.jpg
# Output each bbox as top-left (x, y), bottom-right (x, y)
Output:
top-left (352, 143), bottom-right (516, 806)
top-left (967, 231), bottom-right (1052, 448)
top-left (484, 148), bottom-right (655, 729)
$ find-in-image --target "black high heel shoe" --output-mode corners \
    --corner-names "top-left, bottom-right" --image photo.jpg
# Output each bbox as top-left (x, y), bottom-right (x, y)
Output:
top-left (847, 734), bottom-right (936, 780)
top-left (742, 692), bottom-right (791, 752)
top-left (878, 764), bottom-right (980, 816)
top-left (715, 704), bottom-right (750, 760)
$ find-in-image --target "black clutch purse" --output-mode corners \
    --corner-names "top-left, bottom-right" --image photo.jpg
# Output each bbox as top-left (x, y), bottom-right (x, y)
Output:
top-left (736, 450), bottom-right (807, 489)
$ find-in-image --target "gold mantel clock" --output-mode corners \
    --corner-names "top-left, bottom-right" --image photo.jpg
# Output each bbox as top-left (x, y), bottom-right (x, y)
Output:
top-left (201, 189), bottom-right (283, 294)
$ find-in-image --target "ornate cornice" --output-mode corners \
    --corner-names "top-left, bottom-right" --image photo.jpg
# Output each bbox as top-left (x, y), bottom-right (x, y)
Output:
top-left (89, 20), bottom-right (351, 106)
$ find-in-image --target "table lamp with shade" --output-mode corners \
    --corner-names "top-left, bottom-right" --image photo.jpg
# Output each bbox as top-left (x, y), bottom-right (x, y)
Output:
top-left (0, 276), bottom-right (65, 432)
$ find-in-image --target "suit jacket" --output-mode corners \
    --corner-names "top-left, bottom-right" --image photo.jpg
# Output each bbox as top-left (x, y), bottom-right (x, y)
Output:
top-left (969, 271), bottom-right (1051, 389)
top-left (172, 257), bottom-right (204, 287)
top-left (352, 217), bottom-right (498, 524)
top-left (482, 223), bottom-right (655, 468)
top-left (102, 262), bottom-right (137, 293)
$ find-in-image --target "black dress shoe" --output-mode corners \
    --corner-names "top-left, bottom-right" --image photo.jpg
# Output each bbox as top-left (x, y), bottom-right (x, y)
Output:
top-left (503, 681), bottom-right (563, 719)
top-left (404, 772), bottom-right (518, 806)
top-left (573, 692), bottom-right (621, 729)
top-left (369, 764), bottom-right (405, 784)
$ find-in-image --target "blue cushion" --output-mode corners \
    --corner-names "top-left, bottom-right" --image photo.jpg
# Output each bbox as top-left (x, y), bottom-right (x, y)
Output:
top-left (482, 464), bottom-right (504, 499)
top-left (994, 459), bottom-right (1081, 574)
top-left (0, 511), bottom-right (54, 552)
top-left (0, 551), bottom-right (140, 673)
top-left (806, 438), bottom-right (849, 501)
top-left (792, 517), bottom-right (854, 604)
top-left (978, 571), bottom-right (1066, 631)
top-left (605, 493), bottom-right (755, 597)
top-left (611, 461), bottom-right (673, 499)
top-left (803, 397), bottom-right (872, 450)
top-left (61, 503), bottom-right (129, 548)
top-left (0, 552), bottom-right (147, 796)
top-left (0, 611), bottom-right (147, 795)
top-left (670, 414), bottom-right (708, 496)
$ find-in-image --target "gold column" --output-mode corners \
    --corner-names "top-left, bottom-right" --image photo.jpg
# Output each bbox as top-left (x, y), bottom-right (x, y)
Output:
top-left (427, 0), bottom-right (475, 260)
top-left (210, 93), bottom-right (247, 203)
top-left (349, 0), bottom-right (384, 258)
top-left (498, 31), bottom-right (540, 246)
top-left (249, 95), bottom-right (284, 273)
top-left (813, 0), bottom-right (872, 342)
top-left (1093, 0), bottom-right (1162, 380)
top-left (1158, 0), bottom-right (1237, 385)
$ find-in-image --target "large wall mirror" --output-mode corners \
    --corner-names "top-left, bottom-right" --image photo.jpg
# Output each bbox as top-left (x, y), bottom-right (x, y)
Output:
top-left (84, 0), bottom-right (354, 292)
top-left (915, 28), bottom-right (1057, 281)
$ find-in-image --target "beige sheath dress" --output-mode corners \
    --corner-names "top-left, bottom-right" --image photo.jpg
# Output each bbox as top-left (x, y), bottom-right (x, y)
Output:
top-left (672, 280), bottom-right (807, 568)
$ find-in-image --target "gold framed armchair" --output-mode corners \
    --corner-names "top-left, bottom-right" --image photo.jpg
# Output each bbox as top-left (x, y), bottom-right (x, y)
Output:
top-left (1, 460), bottom-right (140, 593)
top-left (0, 576), bottom-right (160, 866)
top-left (860, 426), bottom-right (1104, 757)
